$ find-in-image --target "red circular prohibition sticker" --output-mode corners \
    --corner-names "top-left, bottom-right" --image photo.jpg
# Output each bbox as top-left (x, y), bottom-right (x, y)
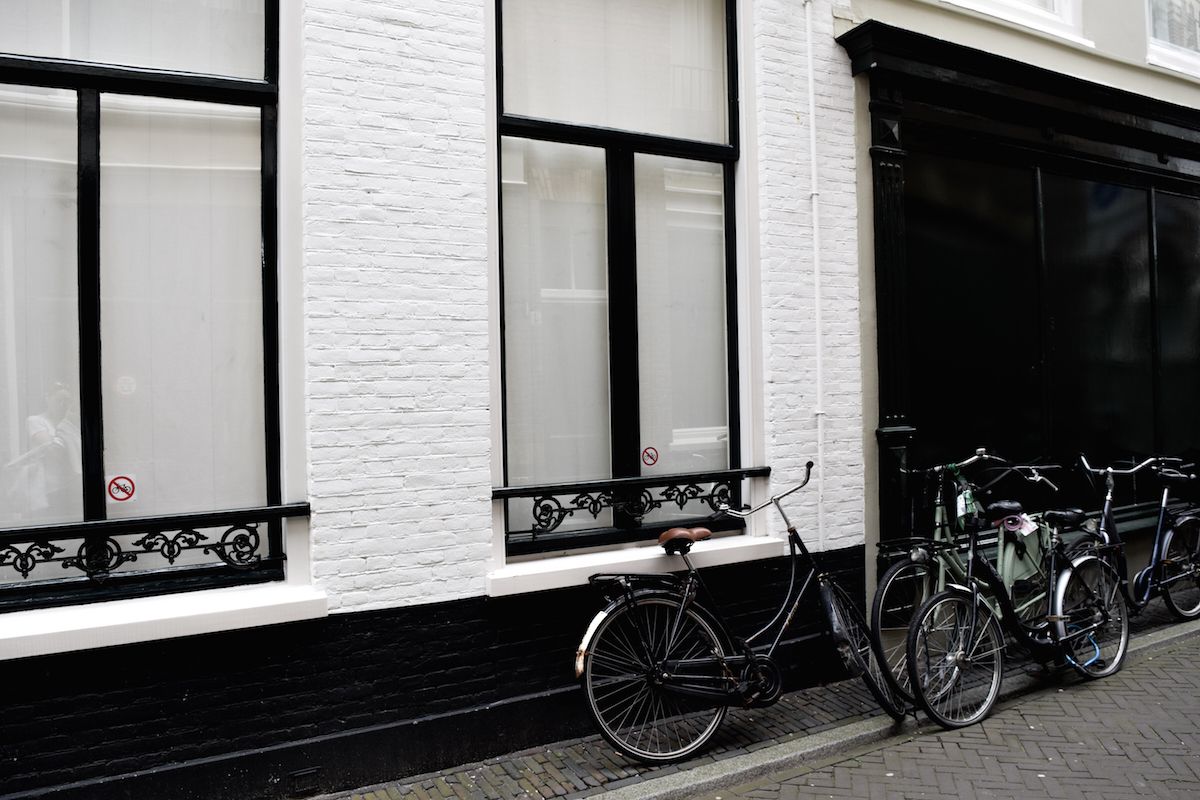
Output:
top-left (107, 475), bottom-right (136, 502)
top-left (642, 447), bottom-right (659, 467)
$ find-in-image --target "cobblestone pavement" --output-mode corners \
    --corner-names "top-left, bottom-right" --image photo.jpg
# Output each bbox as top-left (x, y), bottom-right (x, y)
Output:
top-left (696, 635), bottom-right (1200, 800)
top-left (322, 607), bottom-right (1186, 800)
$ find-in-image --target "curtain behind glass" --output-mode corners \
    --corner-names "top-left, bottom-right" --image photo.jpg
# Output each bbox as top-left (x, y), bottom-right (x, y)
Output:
top-left (635, 155), bottom-right (728, 479)
top-left (0, 85), bottom-right (81, 527)
top-left (100, 95), bottom-right (265, 518)
top-left (502, 0), bottom-right (728, 144)
top-left (0, 0), bottom-right (265, 79)
top-left (502, 138), bottom-right (612, 492)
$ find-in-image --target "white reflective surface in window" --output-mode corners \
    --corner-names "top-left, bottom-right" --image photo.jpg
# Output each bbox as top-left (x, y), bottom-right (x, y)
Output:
top-left (502, 137), bottom-right (612, 501)
top-left (635, 155), bottom-right (728, 485)
top-left (100, 95), bottom-right (265, 519)
top-left (503, 0), bottom-right (728, 144)
top-left (0, 0), bottom-right (265, 79)
top-left (0, 86), bottom-right (82, 528)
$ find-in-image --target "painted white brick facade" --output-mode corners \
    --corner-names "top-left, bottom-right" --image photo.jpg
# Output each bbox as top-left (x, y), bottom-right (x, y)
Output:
top-left (301, 0), bottom-right (867, 611)
top-left (303, 0), bottom-right (495, 611)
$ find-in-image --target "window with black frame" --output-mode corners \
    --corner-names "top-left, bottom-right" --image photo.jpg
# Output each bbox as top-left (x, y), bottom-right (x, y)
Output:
top-left (0, 1), bottom-right (304, 610)
top-left (495, 0), bottom-right (764, 554)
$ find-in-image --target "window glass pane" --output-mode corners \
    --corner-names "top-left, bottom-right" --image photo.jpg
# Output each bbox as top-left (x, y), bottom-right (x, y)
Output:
top-left (0, 1), bottom-right (264, 79)
top-left (100, 95), bottom-right (265, 518)
top-left (1151, 0), bottom-right (1200, 53)
top-left (635, 155), bottom-right (728, 487)
top-left (0, 85), bottom-right (81, 527)
top-left (1155, 192), bottom-right (1200, 455)
top-left (502, 0), bottom-right (728, 144)
top-left (502, 137), bottom-right (611, 492)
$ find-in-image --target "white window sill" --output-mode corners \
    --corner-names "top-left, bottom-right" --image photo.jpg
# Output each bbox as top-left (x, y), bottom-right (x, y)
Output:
top-left (0, 582), bottom-right (328, 661)
top-left (487, 534), bottom-right (790, 597)
top-left (1147, 43), bottom-right (1200, 81)
top-left (938, 0), bottom-right (1095, 50)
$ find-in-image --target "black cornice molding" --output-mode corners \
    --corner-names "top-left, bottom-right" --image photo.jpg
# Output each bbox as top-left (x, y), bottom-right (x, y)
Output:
top-left (836, 20), bottom-right (1200, 153)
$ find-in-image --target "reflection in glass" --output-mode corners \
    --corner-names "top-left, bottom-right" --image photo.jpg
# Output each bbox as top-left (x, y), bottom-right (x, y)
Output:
top-left (100, 94), bottom-right (265, 518)
top-left (0, 85), bottom-right (81, 527)
top-left (0, 0), bottom-right (265, 79)
top-left (502, 138), bottom-right (611, 509)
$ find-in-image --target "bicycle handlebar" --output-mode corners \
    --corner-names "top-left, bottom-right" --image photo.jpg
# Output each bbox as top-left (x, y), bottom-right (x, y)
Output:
top-left (717, 461), bottom-right (814, 519)
top-left (1079, 454), bottom-right (1198, 483)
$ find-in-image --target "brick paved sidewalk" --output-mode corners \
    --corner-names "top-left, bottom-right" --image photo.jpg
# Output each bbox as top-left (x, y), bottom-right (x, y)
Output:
top-left (704, 624), bottom-right (1200, 799)
top-left (316, 606), bottom-right (1185, 800)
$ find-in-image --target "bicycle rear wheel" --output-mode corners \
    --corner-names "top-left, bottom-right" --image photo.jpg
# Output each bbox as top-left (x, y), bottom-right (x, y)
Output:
top-left (824, 580), bottom-right (907, 721)
top-left (907, 590), bottom-right (1004, 730)
top-left (582, 595), bottom-right (729, 763)
top-left (1054, 557), bottom-right (1129, 679)
top-left (1161, 521), bottom-right (1200, 620)
top-left (871, 558), bottom-right (934, 704)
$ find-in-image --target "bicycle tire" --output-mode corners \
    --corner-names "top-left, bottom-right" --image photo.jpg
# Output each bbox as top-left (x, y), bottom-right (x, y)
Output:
top-left (1054, 557), bottom-right (1129, 679)
top-left (870, 558), bottom-right (934, 704)
top-left (1161, 521), bottom-right (1200, 620)
top-left (906, 589), bottom-right (1004, 730)
top-left (582, 595), bottom-right (728, 763)
top-left (824, 580), bottom-right (907, 721)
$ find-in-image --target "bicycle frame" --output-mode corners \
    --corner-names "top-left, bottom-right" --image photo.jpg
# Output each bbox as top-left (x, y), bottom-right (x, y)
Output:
top-left (1087, 457), bottom-right (1197, 612)
top-left (577, 463), bottom-right (842, 707)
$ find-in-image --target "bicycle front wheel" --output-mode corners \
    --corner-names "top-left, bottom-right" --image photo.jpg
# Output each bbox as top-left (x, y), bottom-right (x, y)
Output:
top-left (824, 581), bottom-right (907, 721)
top-left (907, 590), bottom-right (1004, 730)
top-left (1161, 522), bottom-right (1200, 620)
top-left (871, 558), bottom-right (934, 704)
top-left (582, 595), bottom-right (728, 763)
top-left (1054, 557), bottom-right (1129, 679)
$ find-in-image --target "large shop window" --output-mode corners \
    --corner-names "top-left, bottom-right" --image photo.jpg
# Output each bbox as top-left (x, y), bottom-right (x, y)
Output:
top-left (0, 1), bottom-right (302, 611)
top-left (495, 0), bottom-right (759, 555)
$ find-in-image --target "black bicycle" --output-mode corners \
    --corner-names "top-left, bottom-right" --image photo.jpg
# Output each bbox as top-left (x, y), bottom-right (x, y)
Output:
top-left (574, 462), bottom-right (905, 763)
top-left (1079, 455), bottom-right (1200, 619)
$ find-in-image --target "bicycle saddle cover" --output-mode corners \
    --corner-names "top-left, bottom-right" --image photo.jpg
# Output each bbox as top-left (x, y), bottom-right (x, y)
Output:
top-left (659, 527), bottom-right (712, 555)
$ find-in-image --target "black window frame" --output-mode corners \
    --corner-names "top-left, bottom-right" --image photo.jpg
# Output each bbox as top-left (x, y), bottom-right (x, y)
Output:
top-left (0, 1), bottom-right (308, 612)
top-left (493, 0), bottom-right (767, 555)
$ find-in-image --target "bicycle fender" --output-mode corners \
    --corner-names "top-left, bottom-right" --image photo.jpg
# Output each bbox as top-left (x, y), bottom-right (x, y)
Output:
top-left (575, 607), bottom-right (610, 678)
top-left (575, 589), bottom-right (679, 679)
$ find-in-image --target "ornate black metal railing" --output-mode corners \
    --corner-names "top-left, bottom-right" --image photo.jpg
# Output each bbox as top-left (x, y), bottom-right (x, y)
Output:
top-left (495, 467), bottom-right (770, 555)
top-left (0, 503), bottom-right (309, 613)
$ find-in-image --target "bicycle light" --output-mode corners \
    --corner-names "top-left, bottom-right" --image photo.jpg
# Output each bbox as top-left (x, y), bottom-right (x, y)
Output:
top-left (909, 546), bottom-right (929, 564)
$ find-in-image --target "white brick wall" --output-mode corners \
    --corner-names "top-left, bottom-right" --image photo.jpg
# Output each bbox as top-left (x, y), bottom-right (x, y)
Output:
top-left (300, 0), bottom-right (868, 611)
top-left (303, 0), bottom-right (494, 611)
top-left (754, 0), bottom-right (866, 552)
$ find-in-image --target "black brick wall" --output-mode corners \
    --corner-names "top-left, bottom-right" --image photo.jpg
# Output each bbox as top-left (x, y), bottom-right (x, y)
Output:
top-left (0, 546), bottom-right (864, 800)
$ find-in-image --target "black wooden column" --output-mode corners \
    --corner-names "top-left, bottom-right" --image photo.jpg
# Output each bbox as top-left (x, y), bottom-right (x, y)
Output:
top-left (868, 79), bottom-right (916, 540)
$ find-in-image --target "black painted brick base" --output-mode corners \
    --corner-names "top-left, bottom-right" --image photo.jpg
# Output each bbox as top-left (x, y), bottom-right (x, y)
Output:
top-left (0, 545), bottom-right (864, 800)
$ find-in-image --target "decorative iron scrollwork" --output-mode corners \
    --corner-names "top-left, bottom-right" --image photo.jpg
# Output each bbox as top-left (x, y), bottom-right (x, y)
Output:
top-left (1, 521), bottom-right (268, 581)
top-left (63, 537), bottom-right (137, 581)
top-left (528, 481), bottom-right (734, 532)
top-left (0, 541), bottom-right (64, 578)
top-left (205, 525), bottom-right (261, 569)
top-left (133, 529), bottom-right (207, 564)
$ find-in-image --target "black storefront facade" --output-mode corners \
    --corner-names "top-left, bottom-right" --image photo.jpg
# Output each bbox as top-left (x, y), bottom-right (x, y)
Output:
top-left (839, 22), bottom-right (1200, 536)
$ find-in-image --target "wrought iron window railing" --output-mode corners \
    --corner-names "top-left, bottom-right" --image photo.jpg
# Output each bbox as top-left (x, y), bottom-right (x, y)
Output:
top-left (495, 467), bottom-right (770, 556)
top-left (0, 504), bottom-right (308, 613)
